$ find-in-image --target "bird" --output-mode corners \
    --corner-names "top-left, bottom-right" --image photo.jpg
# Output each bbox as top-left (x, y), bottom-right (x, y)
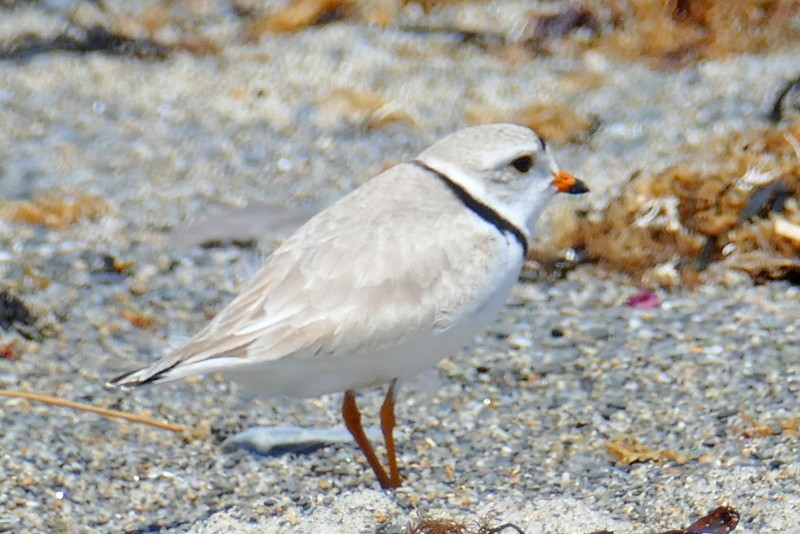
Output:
top-left (107, 123), bottom-right (588, 489)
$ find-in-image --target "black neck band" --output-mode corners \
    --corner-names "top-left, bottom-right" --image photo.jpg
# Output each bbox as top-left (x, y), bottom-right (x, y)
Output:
top-left (414, 160), bottom-right (528, 255)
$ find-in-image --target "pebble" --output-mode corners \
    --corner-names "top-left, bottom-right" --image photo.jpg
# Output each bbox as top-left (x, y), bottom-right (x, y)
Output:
top-left (221, 425), bottom-right (382, 457)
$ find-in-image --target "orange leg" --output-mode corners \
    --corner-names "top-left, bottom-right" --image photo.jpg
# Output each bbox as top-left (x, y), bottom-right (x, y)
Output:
top-left (380, 378), bottom-right (401, 488)
top-left (342, 389), bottom-right (393, 489)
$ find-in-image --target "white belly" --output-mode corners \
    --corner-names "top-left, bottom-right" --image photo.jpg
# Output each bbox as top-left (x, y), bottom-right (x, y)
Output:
top-left (223, 252), bottom-right (523, 398)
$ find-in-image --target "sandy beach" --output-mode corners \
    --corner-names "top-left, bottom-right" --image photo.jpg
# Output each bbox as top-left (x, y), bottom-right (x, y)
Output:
top-left (1, 1), bottom-right (799, 532)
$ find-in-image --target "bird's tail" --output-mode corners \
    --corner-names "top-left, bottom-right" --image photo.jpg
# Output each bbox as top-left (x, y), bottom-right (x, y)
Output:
top-left (106, 360), bottom-right (181, 390)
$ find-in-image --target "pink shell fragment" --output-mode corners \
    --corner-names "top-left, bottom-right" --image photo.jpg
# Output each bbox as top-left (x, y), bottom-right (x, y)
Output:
top-left (625, 288), bottom-right (661, 309)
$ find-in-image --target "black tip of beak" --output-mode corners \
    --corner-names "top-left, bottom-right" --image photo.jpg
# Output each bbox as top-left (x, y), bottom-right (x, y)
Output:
top-left (567, 178), bottom-right (589, 195)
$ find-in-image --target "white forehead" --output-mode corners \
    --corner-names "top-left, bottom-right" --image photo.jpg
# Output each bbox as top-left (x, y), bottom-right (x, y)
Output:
top-left (417, 123), bottom-right (546, 170)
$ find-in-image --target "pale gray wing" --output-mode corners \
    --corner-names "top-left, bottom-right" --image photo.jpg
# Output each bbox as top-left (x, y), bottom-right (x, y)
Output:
top-left (109, 163), bottom-right (507, 387)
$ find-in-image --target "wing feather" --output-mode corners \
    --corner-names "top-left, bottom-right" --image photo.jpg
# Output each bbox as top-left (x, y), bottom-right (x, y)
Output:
top-left (109, 163), bottom-right (513, 388)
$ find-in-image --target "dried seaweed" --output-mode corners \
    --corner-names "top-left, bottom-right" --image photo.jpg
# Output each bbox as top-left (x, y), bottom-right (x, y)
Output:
top-left (243, 0), bottom-right (355, 38)
top-left (466, 103), bottom-right (598, 146)
top-left (398, 25), bottom-right (505, 49)
top-left (404, 1), bottom-right (800, 67)
top-left (511, 103), bottom-right (598, 145)
top-left (408, 517), bottom-right (524, 534)
top-left (0, 25), bottom-right (171, 61)
top-left (0, 339), bottom-right (18, 360)
top-left (659, 506), bottom-right (739, 534)
top-left (323, 87), bottom-right (417, 130)
top-left (516, 5), bottom-right (601, 51)
top-left (553, 121), bottom-right (800, 284)
top-left (119, 309), bottom-right (157, 330)
top-left (606, 434), bottom-right (688, 465)
top-left (0, 194), bottom-right (111, 229)
top-left (0, 290), bottom-right (38, 339)
top-left (588, 0), bottom-right (800, 67)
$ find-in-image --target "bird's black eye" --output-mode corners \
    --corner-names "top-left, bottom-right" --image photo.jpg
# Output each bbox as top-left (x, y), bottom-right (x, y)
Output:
top-left (511, 155), bottom-right (533, 173)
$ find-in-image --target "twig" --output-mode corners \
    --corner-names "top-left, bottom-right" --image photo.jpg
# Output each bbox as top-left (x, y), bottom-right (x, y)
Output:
top-left (0, 389), bottom-right (187, 433)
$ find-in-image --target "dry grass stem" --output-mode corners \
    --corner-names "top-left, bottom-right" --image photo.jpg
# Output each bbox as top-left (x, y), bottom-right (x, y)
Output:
top-left (0, 389), bottom-right (187, 433)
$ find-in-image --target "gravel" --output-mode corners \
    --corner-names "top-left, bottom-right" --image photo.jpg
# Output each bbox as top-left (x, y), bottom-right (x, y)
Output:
top-left (1, 1), bottom-right (799, 532)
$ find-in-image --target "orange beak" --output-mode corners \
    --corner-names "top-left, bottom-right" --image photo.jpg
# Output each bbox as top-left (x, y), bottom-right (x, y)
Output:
top-left (552, 170), bottom-right (589, 195)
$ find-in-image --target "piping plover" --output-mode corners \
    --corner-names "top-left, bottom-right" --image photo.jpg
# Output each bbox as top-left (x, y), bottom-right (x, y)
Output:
top-left (108, 123), bottom-right (588, 488)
